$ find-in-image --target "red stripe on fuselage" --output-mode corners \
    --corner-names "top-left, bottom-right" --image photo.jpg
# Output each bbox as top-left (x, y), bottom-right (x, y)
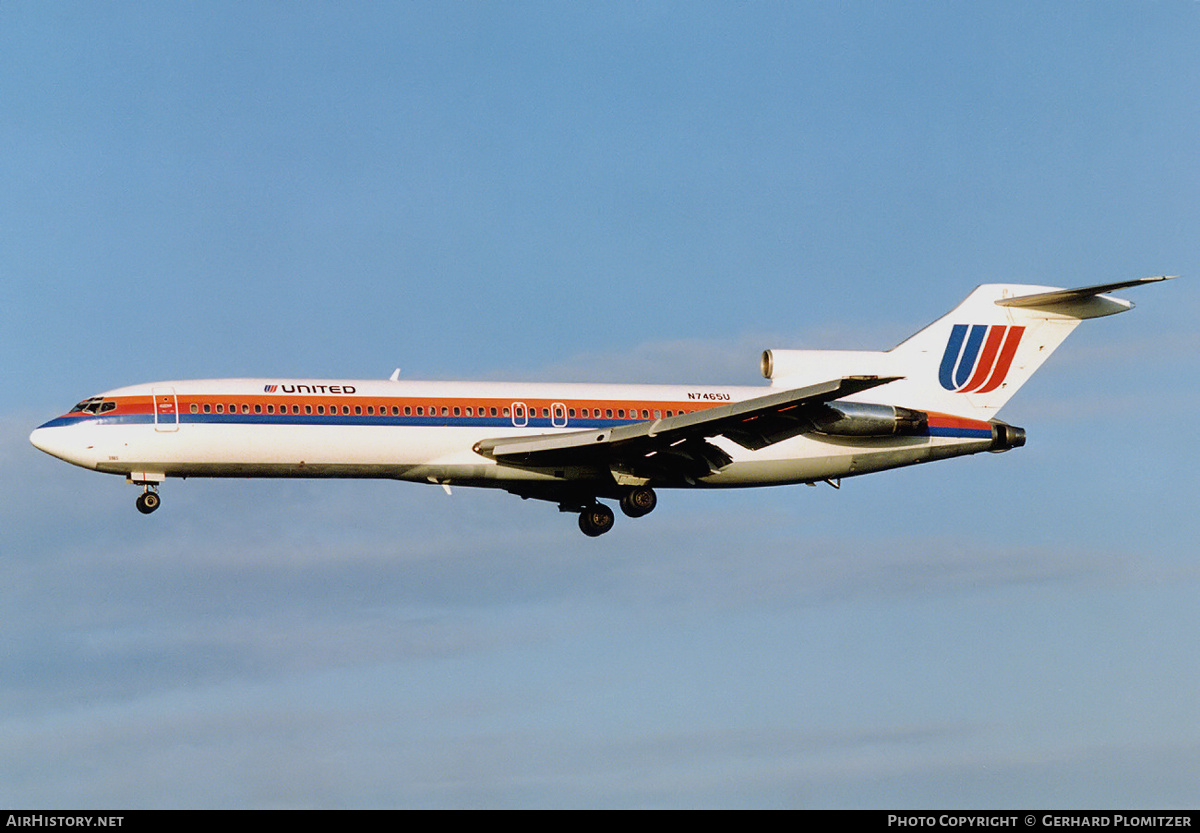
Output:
top-left (926, 411), bottom-right (992, 432)
top-left (68, 392), bottom-right (726, 423)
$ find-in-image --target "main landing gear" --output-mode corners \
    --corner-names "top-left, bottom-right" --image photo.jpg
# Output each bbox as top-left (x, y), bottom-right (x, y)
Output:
top-left (578, 503), bottom-right (615, 537)
top-left (135, 486), bottom-right (161, 515)
top-left (576, 487), bottom-right (657, 537)
top-left (619, 486), bottom-right (657, 518)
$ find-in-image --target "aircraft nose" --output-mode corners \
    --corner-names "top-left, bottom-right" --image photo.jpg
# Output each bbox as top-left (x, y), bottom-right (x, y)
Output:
top-left (30, 422), bottom-right (96, 468)
top-left (29, 425), bottom-right (54, 454)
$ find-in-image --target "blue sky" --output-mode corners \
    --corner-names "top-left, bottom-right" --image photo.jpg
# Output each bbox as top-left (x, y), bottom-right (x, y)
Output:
top-left (3, 1), bottom-right (1198, 809)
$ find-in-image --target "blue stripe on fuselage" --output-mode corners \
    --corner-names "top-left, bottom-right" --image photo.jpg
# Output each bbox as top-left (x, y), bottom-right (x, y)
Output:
top-left (35, 413), bottom-right (637, 431)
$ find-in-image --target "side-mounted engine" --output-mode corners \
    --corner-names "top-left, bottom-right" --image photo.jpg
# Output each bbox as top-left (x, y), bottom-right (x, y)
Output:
top-left (809, 401), bottom-right (928, 437)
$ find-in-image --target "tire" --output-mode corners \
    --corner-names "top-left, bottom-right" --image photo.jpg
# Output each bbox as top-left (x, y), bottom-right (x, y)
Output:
top-left (578, 503), bottom-right (615, 536)
top-left (619, 487), bottom-right (657, 518)
top-left (136, 492), bottom-right (160, 514)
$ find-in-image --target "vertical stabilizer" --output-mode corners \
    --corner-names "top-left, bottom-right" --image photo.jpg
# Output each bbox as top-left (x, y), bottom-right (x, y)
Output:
top-left (878, 277), bottom-right (1173, 418)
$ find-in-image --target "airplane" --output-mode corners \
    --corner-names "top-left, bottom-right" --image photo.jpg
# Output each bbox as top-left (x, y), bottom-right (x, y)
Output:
top-left (30, 276), bottom-right (1173, 536)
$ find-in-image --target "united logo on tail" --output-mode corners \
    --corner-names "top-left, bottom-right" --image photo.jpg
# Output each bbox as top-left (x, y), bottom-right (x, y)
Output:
top-left (938, 324), bottom-right (1025, 393)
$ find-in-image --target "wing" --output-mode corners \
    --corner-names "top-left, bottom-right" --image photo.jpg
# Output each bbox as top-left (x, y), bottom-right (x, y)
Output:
top-left (473, 375), bottom-right (900, 484)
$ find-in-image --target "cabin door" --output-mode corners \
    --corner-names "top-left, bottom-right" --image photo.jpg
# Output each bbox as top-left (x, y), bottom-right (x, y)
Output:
top-left (153, 387), bottom-right (179, 432)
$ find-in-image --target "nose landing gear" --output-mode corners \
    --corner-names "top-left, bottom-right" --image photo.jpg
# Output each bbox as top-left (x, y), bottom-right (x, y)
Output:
top-left (135, 487), bottom-right (160, 515)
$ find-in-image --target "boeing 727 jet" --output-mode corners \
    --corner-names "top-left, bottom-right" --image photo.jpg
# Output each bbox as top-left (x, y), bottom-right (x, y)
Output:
top-left (30, 277), bottom-right (1172, 535)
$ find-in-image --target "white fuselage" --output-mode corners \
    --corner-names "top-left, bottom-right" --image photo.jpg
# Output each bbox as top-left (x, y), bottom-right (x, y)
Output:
top-left (30, 377), bottom-right (999, 493)
top-left (29, 279), bottom-right (1164, 534)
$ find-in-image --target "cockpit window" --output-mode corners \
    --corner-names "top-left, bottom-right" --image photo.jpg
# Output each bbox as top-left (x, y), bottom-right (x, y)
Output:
top-left (69, 398), bottom-right (115, 415)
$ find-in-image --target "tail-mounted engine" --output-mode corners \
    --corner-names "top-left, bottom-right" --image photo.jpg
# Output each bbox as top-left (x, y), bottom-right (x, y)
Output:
top-left (809, 402), bottom-right (928, 437)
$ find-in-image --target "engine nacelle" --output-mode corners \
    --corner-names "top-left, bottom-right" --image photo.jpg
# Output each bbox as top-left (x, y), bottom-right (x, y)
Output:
top-left (761, 348), bottom-right (899, 385)
top-left (810, 402), bottom-right (928, 437)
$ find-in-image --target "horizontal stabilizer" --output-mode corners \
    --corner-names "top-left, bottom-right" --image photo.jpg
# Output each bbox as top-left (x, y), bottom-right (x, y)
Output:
top-left (996, 276), bottom-right (1176, 317)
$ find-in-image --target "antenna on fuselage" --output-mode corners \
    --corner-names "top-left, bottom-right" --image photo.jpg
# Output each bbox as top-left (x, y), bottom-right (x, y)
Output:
top-left (388, 368), bottom-right (401, 381)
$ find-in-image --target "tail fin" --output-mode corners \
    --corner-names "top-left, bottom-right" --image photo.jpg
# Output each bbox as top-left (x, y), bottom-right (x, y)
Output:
top-left (762, 277), bottom-right (1173, 420)
top-left (883, 276), bottom-right (1174, 418)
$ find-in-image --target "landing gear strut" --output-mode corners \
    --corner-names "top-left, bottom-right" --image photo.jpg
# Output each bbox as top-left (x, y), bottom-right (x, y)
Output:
top-left (135, 487), bottom-right (160, 515)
